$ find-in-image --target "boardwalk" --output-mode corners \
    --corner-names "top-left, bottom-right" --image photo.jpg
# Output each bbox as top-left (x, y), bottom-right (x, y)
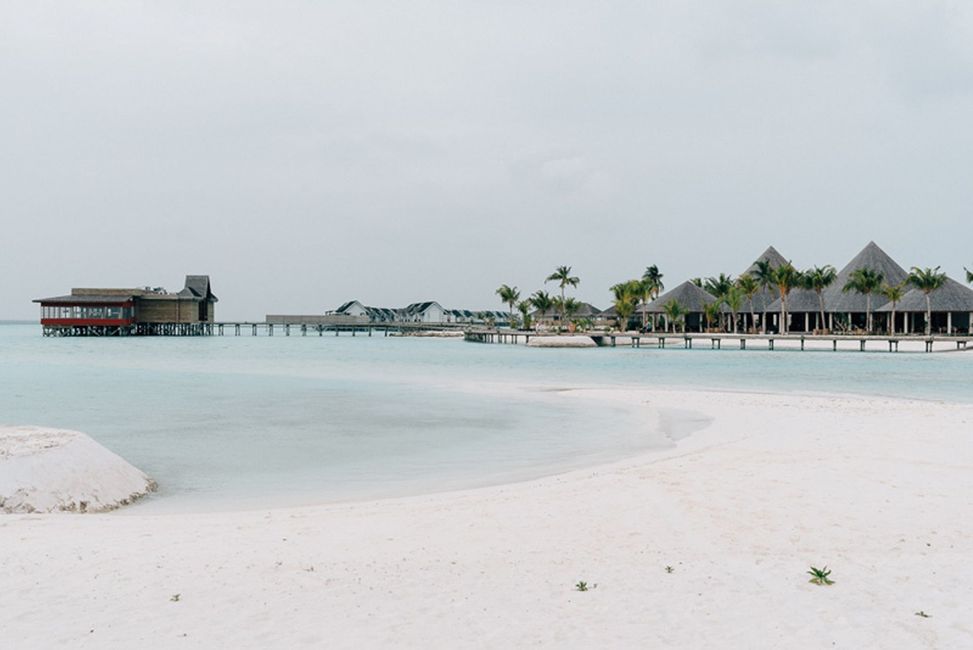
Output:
top-left (41, 321), bottom-right (465, 337)
top-left (464, 329), bottom-right (973, 353)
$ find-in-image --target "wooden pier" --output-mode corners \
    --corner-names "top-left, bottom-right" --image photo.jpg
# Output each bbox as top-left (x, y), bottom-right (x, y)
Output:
top-left (463, 329), bottom-right (973, 353)
top-left (41, 320), bottom-right (465, 337)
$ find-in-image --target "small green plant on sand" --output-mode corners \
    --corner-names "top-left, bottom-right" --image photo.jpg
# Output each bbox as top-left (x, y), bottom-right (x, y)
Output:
top-left (665, 566), bottom-right (674, 574)
top-left (170, 594), bottom-right (181, 602)
top-left (575, 581), bottom-right (588, 592)
top-left (807, 566), bottom-right (834, 586)
top-left (915, 611), bottom-right (931, 618)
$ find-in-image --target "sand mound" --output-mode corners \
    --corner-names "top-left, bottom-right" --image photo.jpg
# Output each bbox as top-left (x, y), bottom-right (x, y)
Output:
top-left (0, 426), bottom-right (156, 513)
top-left (527, 335), bottom-right (597, 348)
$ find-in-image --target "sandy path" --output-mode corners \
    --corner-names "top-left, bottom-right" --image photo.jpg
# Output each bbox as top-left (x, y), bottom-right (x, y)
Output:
top-left (1, 388), bottom-right (971, 648)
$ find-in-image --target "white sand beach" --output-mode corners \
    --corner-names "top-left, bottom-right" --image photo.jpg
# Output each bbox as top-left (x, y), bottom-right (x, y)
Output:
top-left (2, 388), bottom-right (972, 649)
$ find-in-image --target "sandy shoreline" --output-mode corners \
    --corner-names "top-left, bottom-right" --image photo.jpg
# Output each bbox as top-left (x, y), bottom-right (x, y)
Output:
top-left (2, 387), bottom-right (972, 648)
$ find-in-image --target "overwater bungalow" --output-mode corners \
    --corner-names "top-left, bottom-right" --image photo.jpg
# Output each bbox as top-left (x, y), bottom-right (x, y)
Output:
top-left (641, 281), bottom-right (716, 332)
top-left (877, 276), bottom-right (973, 334)
top-left (34, 275), bottom-right (217, 336)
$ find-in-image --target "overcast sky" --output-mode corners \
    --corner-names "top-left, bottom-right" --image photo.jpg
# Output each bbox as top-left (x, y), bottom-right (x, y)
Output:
top-left (2, 2), bottom-right (972, 320)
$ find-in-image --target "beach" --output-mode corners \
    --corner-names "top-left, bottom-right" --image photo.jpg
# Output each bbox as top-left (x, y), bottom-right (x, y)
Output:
top-left (3, 386), bottom-right (972, 648)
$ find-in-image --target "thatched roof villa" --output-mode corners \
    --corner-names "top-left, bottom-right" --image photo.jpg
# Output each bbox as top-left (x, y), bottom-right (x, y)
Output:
top-left (877, 276), bottom-right (973, 334)
top-left (641, 281), bottom-right (716, 332)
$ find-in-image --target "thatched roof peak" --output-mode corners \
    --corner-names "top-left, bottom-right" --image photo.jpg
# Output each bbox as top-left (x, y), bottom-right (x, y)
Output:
top-left (824, 241), bottom-right (908, 312)
top-left (741, 246), bottom-right (788, 276)
top-left (641, 281), bottom-right (717, 313)
top-left (876, 276), bottom-right (973, 312)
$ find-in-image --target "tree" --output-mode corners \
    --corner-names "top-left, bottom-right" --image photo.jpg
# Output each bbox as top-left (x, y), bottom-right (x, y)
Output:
top-left (517, 300), bottom-right (533, 331)
top-left (908, 266), bottom-right (946, 335)
top-left (545, 266), bottom-right (580, 332)
top-left (704, 273), bottom-right (735, 330)
top-left (842, 268), bottom-right (884, 333)
top-left (642, 265), bottom-right (664, 298)
top-left (881, 282), bottom-right (905, 336)
top-left (736, 273), bottom-right (760, 334)
top-left (611, 280), bottom-right (641, 332)
top-left (702, 302), bottom-right (721, 332)
top-left (803, 265), bottom-right (837, 332)
top-left (771, 263), bottom-right (803, 334)
top-left (495, 284), bottom-right (520, 329)
top-left (529, 290), bottom-right (554, 328)
top-left (752, 259), bottom-right (776, 333)
top-left (725, 286), bottom-right (744, 333)
top-left (554, 296), bottom-right (582, 319)
top-left (966, 267), bottom-right (972, 285)
top-left (662, 300), bottom-right (685, 333)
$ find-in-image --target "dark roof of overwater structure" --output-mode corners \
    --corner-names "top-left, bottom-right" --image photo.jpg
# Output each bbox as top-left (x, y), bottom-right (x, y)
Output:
top-left (33, 294), bottom-right (135, 304)
top-left (824, 241), bottom-right (908, 313)
top-left (180, 275), bottom-right (218, 302)
top-left (877, 276), bottom-right (973, 313)
top-left (641, 281), bottom-right (717, 313)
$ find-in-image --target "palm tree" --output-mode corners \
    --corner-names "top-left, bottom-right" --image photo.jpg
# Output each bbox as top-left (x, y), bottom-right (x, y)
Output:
top-left (529, 290), bottom-right (554, 328)
top-left (637, 277), bottom-right (654, 331)
top-left (753, 259), bottom-right (776, 333)
top-left (611, 280), bottom-right (641, 332)
top-left (725, 286), bottom-right (744, 333)
top-left (517, 300), bottom-right (533, 331)
top-left (702, 302), bottom-right (721, 332)
top-left (881, 282), bottom-right (905, 335)
top-left (736, 273), bottom-right (759, 333)
top-left (771, 263), bottom-right (803, 334)
top-left (842, 268), bottom-right (884, 333)
top-left (662, 300), bottom-right (685, 333)
top-left (545, 266), bottom-right (580, 332)
top-left (495, 284), bottom-right (520, 329)
top-left (966, 267), bottom-right (972, 285)
top-left (641, 265), bottom-right (665, 332)
top-left (803, 265), bottom-right (837, 332)
top-left (908, 266), bottom-right (947, 335)
top-left (704, 273), bottom-right (734, 330)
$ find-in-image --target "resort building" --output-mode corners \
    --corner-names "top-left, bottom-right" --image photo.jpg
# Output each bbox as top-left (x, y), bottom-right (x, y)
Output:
top-left (531, 302), bottom-right (603, 326)
top-left (35, 276), bottom-right (218, 336)
top-left (641, 281), bottom-right (717, 332)
top-left (331, 301), bottom-right (509, 325)
top-left (877, 276), bottom-right (973, 334)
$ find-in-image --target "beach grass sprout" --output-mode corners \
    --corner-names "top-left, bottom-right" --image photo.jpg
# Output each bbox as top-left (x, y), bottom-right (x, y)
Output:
top-left (807, 566), bottom-right (834, 586)
top-left (575, 581), bottom-right (589, 592)
top-left (915, 611), bottom-right (931, 618)
top-left (665, 566), bottom-right (674, 574)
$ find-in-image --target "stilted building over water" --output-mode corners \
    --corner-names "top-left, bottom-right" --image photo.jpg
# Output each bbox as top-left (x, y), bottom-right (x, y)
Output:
top-left (34, 275), bottom-right (217, 336)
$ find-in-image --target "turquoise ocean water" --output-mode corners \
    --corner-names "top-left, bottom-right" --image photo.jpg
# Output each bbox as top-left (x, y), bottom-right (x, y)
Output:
top-left (1, 323), bottom-right (969, 511)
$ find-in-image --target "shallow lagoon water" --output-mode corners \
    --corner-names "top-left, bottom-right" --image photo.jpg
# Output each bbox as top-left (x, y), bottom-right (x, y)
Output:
top-left (1, 323), bottom-right (970, 511)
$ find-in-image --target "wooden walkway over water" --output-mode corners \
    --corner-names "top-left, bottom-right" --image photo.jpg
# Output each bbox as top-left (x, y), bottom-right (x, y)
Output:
top-left (464, 329), bottom-right (973, 353)
top-left (41, 321), bottom-right (464, 337)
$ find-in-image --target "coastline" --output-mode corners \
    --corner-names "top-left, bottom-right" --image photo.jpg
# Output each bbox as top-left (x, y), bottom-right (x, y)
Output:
top-left (3, 386), bottom-right (972, 648)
